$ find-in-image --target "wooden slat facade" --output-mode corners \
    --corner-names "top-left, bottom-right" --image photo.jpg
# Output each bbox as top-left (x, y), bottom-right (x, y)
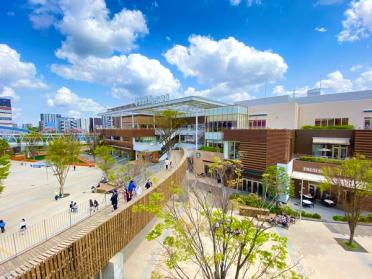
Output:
top-left (354, 130), bottom-right (372, 159)
top-left (223, 129), bottom-right (293, 172)
top-left (1, 151), bottom-right (187, 279)
top-left (99, 128), bottom-right (155, 138)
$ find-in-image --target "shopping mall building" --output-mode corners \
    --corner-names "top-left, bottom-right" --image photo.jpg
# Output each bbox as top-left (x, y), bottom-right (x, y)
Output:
top-left (99, 90), bottom-right (372, 209)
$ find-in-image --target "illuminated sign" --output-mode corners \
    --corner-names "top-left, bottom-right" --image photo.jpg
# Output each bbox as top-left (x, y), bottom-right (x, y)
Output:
top-left (135, 94), bottom-right (170, 106)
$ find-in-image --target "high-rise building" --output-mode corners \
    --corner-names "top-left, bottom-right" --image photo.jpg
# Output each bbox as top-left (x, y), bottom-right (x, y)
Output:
top-left (39, 113), bottom-right (61, 133)
top-left (0, 98), bottom-right (12, 127)
top-left (22, 123), bottom-right (33, 129)
top-left (59, 117), bottom-right (78, 133)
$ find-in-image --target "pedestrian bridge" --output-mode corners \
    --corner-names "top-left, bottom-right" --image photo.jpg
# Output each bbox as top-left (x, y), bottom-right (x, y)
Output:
top-left (0, 149), bottom-right (187, 278)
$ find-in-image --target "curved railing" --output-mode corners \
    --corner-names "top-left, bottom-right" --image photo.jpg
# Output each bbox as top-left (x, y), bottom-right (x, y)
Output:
top-left (0, 149), bottom-right (188, 278)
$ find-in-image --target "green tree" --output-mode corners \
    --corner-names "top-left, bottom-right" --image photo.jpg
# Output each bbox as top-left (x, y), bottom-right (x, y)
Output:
top-left (320, 155), bottom-right (372, 245)
top-left (155, 109), bottom-right (186, 155)
top-left (46, 137), bottom-right (81, 196)
top-left (262, 166), bottom-right (293, 205)
top-left (86, 133), bottom-right (103, 162)
top-left (94, 145), bottom-right (115, 179)
top-left (24, 131), bottom-right (43, 159)
top-left (0, 139), bottom-right (10, 193)
top-left (108, 164), bottom-right (131, 187)
top-left (134, 185), bottom-right (299, 279)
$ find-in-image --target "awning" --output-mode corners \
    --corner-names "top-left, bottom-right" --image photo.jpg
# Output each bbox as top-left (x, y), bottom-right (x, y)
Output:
top-left (312, 137), bottom-right (350, 145)
top-left (291, 171), bottom-right (326, 183)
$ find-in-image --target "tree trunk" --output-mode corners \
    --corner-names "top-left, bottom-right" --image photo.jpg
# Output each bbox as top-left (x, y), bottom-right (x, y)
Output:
top-left (348, 220), bottom-right (356, 245)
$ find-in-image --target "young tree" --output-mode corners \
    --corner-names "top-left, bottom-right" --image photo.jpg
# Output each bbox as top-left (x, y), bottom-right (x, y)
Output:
top-left (108, 163), bottom-right (131, 188)
top-left (134, 183), bottom-right (299, 279)
top-left (155, 109), bottom-right (186, 155)
top-left (0, 139), bottom-right (10, 193)
top-left (24, 131), bottom-right (43, 159)
top-left (46, 137), bottom-right (81, 196)
top-left (320, 155), bottom-right (372, 245)
top-left (94, 145), bottom-right (115, 179)
top-left (86, 133), bottom-right (103, 162)
top-left (262, 166), bottom-right (293, 205)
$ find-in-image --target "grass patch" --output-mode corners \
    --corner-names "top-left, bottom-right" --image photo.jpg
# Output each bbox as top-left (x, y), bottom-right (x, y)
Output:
top-left (332, 214), bottom-right (372, 223)
top-left (335, 238), bottom-right (367, 252)
top-left (299, 155), bottom-right (343, 165)
top-left (198, 146), bottom-right (222, 153)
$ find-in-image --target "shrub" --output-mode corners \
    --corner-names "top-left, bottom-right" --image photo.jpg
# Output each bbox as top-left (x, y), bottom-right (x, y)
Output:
top-left (302, 125), bottom-right (354, 130)
top-left (199, 146), bottom-right (222, 153)
top-left (333, 215), bottom-right (372, 223)
top-left (299, 155), bottom-right (343, 165)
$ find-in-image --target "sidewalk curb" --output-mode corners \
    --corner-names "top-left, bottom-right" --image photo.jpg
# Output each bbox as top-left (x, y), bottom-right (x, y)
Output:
top-left (301, 218), bottom-right (372, 227)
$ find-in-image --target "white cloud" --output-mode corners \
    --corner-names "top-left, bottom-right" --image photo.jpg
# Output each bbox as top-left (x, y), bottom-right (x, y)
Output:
top-left (315, 26), bottom-right (327, 32)
top-left (316, 71), bottom-right (353, 92)
top-left (338, 0), bottom-right (372, 42)
top-left (350, 64), bottom-right (363, 72)
top-left (29, 0), bottom-right (148, 57)
top-left (316, 0), bottom-right (344, 5)
top-left (355, 70), bottom-right (372, 89)
top-left (12, 107), bottom-right (22, 120)
top-left (0, 87), bottom-right (20, 101)
top-left (164, 35), bottom-right (287, 100)
top-left (272, 85), bottom-right (309, 97)
top-left (47, 87), bottom-right (104, 115)
top-left (51, 54), bottom-right (180, 99)
top-left (0, 44), bottom-right (47, 90)
top-left (230, 0), bottom-right (262, 6)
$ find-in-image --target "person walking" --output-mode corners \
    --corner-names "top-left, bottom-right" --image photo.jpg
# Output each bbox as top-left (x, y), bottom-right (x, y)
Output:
top-left (93, 199), bottom-right (99, 210)
top-left (89, 199), bottom-right (94, 213)
top-left (145, 179), bottom-right (152, 189)
top-left (20, 219), bottom-right (27, 234)
top-left (165, 158), bottom-right (170, 170)
top-left (0, 220), bottom-right (5, 233)
top-left (110, 190), bottom-right (118, 211)
top-left (73, 165), bottom-right (76, 171)
top-left (128, 180), bottom-right (136, 199)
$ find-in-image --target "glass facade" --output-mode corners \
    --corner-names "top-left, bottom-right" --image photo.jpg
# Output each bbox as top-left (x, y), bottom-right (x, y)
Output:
top-left (205, 106), bottom-right (249, 132)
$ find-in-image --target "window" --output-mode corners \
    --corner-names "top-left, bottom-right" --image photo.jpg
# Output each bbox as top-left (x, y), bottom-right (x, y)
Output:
top-left (243, 179), bottom-right (263, 196)
top-left (249, 119), bottom-right (266, 129)
top-left (364, 117), bottom-right (372, 129)
top-left (314, 117), bottom-right (349, 127)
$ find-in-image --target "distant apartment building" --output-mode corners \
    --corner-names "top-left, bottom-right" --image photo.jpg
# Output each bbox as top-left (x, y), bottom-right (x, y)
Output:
top-left (76, 117), bottom-right (103, 133)
top-left (39, 113), bottom-right (61, 133)
top-left (0, 98), bottom-right (12, 127)
top-left (59, 117), bottom-right (78, 133)
top-left (21, 123), bottom-right (33, 129)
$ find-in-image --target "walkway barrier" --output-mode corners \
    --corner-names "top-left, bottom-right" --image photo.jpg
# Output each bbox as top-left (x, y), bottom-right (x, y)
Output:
top-left (0, 149), bottom-right (187, 278)
top-left (0, 194), bottom-right (109, 264)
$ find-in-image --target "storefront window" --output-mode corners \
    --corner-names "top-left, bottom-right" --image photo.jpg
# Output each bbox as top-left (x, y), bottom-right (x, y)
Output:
top-left (364, 117), bottom-right (372, 129)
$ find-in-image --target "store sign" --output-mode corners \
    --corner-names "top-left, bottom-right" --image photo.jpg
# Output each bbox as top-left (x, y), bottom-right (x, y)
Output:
top-left (135, 94), bottom-right (170, 106)
top-left (303, 167), bottom-right (322, 174)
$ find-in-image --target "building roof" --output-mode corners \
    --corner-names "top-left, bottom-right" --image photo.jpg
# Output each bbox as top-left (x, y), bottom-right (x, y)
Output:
top-left (235, 90), bottom-right (372, 107)
top-left (100, 96), bottom-right (228, 117)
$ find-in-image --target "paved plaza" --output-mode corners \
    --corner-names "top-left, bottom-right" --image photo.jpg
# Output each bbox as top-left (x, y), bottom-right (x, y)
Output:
top-left (0, 161), bottom-right (103, 234)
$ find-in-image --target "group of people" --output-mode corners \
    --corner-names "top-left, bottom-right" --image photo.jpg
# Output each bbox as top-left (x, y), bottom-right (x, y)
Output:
top-left (270, 213), bottom-right (296, 229)
top-left (69, 201), bottom-right (78, 213)
top-left (89, 199), bottom-right (99, 212)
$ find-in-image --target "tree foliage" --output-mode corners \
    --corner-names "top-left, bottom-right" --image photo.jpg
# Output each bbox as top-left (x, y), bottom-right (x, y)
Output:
top-left (86, 133), bottom-right (103, 161)
top-left (320, 155), bottom-right (372, 245)
top-left (94, 145), bottom-right (115, 178)
top-left (262, 166), bottom-right (293, 204)
top-left (24, 131), bottom-right (43, 158)
top-left (46, 137), bottom-right (81, 196)
top-left (134, 184), bottom-right (300, 279)
top-left (155, 109), bottom-right (186, 154)
top-left (0, 139), bottom-right (10, 193)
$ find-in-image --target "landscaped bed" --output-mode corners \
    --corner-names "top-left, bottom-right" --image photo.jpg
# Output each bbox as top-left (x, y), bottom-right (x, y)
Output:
top-left (333, 214), bottom-right (372, 223)
top-left (230, 193), bottom-right (322, 220)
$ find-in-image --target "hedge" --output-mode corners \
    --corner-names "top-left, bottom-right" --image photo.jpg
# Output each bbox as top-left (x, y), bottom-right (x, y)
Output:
top-left (198, 146), bottom-right (222, 153)
top-left (333, 214), bottom-right (372, 223)
top-left (302, 125), bottom-right (354, 130)
top-left (299, 155), bottom-right (343, 164)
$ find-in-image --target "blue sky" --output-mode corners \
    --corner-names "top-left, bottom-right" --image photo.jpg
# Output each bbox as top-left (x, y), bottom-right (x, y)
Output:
top-left (0, 0), bottom-right (372, 125)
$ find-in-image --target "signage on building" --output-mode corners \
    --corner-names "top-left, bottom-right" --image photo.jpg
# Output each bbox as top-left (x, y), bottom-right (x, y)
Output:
top-left (303, 167), bottom-right (322, 174)
top-left (135, 94), bottom-right (170, 106)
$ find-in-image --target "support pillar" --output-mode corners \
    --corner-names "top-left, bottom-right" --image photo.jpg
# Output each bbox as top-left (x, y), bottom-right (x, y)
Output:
top-left (101, 252), bottom-right (124, 279)
top-left (195, 112), bottom-right (198, 150)
top-left (223, 141), bottom-right (229, 159)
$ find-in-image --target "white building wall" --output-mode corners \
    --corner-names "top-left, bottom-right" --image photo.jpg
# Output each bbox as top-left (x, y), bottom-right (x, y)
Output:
top-left (298, 99), bottom-right (372, 129)
top-left (248, 101), bottom-right (299, 129)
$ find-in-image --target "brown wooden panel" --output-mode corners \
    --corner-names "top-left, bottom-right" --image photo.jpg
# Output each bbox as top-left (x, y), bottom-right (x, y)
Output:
top-left (99, 128), bottom-right (155, 138)
top-left (354, 130), bottom-right (372, 159)
top-left (104, 140), bottom-right (133, 149)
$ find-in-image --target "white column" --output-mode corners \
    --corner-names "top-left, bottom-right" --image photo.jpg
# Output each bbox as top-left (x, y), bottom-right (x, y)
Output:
top-left (101, 252), bottom-right (124, 279)
top-left (223, 141), bottom-right (229, 159)
top-left (195, 112), bottom-right (198, 150)
top-left (300, 179), bottom-right (304, 221)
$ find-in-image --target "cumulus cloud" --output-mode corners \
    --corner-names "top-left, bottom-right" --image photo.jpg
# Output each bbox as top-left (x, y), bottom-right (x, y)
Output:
top-left (338, 0), bottom-right (372, 42)
top-left (0, 87), bottom-right (20, 101)
top-left (272, 69), bottom-right (372, 97)
top-left (355, 70), bottom-right (372, 89)
top-left (28, 0), bottom-right (148, 57)
top-left (315, 26), bottom-right (327, 32)
top-left (51, 54), bottom-right (180, 99)
top-left (230, 0), bottom-right (262, 6)
top-left (47, 87), bottom-right (104, 116)
top-left (350, 64), bottom-right (363, 72)
top-left (0, 44), bottom-right (46, 90)
top-left (164, 35), bottom-right (287, 100)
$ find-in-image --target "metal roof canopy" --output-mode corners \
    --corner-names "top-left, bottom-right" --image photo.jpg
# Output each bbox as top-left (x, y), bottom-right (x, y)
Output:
top-left (100, 96), bottom-right (228, 117)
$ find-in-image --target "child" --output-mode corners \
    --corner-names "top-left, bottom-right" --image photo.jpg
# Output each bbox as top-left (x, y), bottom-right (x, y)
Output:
top-left (20, 219), bottom-right (27, 233)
